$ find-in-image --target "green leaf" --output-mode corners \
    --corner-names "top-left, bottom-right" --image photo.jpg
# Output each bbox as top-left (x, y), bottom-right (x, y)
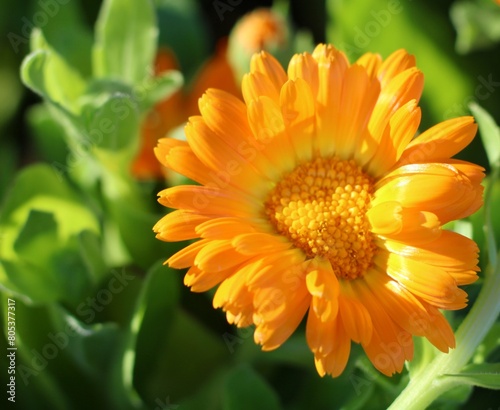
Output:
top-left (0, 165), bottom-right (100, 302)
top-left (47, 306), bottom-right (122, 378)
top-left (470, 102), bottom-right (500, 268)
top-left (0, 259), bottom-right (61, 304)
top-left (469, 102), bottom-right (500, 168)
top-left (223, 365), bottom-right (282, 410)
top-left (92, 0), bottom-right (158, 84)
top-left (442, 363), bottom-right (500, 390)
top-left (77, 230), bottom-right (109, 286)
top-left (128, 261), bottom-right (181, 404)
top-left (14, 209), bottom-right (58, 268)
top-left (135, 306), bottom-right (229, 401)
top-left (31, 0), bottom-right (93, 77)
top-left (0, 164), bottom-right (99, 259)
top-left (6, 299), bottom-right (139, 410)
top-left (22, 35), bottom-right (86, 113)
top-left (473, 322), bottom-right (500, 363)
top-left (4, 209), bottom-right (97, 305)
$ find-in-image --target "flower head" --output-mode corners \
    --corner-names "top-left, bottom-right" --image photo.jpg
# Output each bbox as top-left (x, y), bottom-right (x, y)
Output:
top-left (154, 44), bottom-right (483, 377)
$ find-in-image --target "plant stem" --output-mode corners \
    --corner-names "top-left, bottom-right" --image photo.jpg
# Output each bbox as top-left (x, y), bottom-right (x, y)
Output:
top-left (388, 255), bottom-right (500, 410)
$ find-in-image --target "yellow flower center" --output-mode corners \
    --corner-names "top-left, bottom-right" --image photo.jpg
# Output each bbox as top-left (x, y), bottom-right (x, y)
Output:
top-left (265, 157), bottom-right (376, 280)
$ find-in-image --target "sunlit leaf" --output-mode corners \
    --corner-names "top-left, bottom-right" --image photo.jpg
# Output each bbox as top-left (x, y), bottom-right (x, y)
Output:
top-left (443, 363), bottom-right (500, 390)
top-left (23, 31), bottom-right (86, 112)
top-left (470, 102), bottom-right (500, 168)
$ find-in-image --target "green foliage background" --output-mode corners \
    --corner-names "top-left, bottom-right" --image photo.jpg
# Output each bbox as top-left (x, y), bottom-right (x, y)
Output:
top-left (0, 0), bottom-right (500, 409)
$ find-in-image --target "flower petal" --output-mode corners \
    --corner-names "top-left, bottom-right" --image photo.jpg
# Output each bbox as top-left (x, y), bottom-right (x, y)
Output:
top-left (398, 116), bottom-right (478, 165)
top-left (154, 210), bottom-right (209, 241)
top-left (377, 250), bottom-right (468, 309)
top-left (374, 162), bottom-right (483, 224)
top-left (367, 201), bottom-right (441, 244)
top-left (195, 239), bottom-right (252, 272)
top-left (380, 230), bottom-right (479, 286)
top-left (353, 278), bottom-right (413, 376)
top-left (280, 78), bottom-right (316, 162)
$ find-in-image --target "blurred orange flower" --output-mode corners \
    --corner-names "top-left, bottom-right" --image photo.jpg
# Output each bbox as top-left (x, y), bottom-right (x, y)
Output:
top-left (132, 40), bottom-right (239, 179)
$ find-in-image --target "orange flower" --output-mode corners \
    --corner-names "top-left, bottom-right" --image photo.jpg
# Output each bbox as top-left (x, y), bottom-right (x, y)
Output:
top-left (228, 8), bottom-right (289, 82)
top-left (154, 44), bottom-right (483, 377)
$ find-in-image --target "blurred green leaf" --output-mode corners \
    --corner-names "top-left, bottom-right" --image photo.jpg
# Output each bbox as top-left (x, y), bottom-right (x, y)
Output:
top-left (23, 32), bottom-right (86, 113)
top-left (7, 298), bottom-right (140, 410)
top-left (130, 261), bottom-right (181, 405)
top-left (14, 209), bottom-right (58, 268)
top-left (223, 365), bottom-right (283, 410)
top-left (0, 164), bottom-right (100, 303)
top-left (93, 0), bottom-right (158, 84)
top-left (3, 209), bottom-right (97, 306)
top-left (139, 306), bottom-right (229, 401)
top-left (33, 0), bottom-right (93, 77)
top-left (78, 230), bottom-right (109, 285)
top-left (0, 164), bottom-right (99, 258)
top-left (473, 322), bottom-right (500, 364)
top-left (48, 306), bottom-right (121, 378)
top-left (0, 259), bottom-right (60, 304)
top-left (470, 102), bottom-right (500, 168)
top-left (451, 0), bottom-right (500, 54)
top-left (470, 102), bottom-right (500, 268)
top-left (470, 177), bottom-right (500, 270)
top-left (443, 363), bottom-right (500, 390)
